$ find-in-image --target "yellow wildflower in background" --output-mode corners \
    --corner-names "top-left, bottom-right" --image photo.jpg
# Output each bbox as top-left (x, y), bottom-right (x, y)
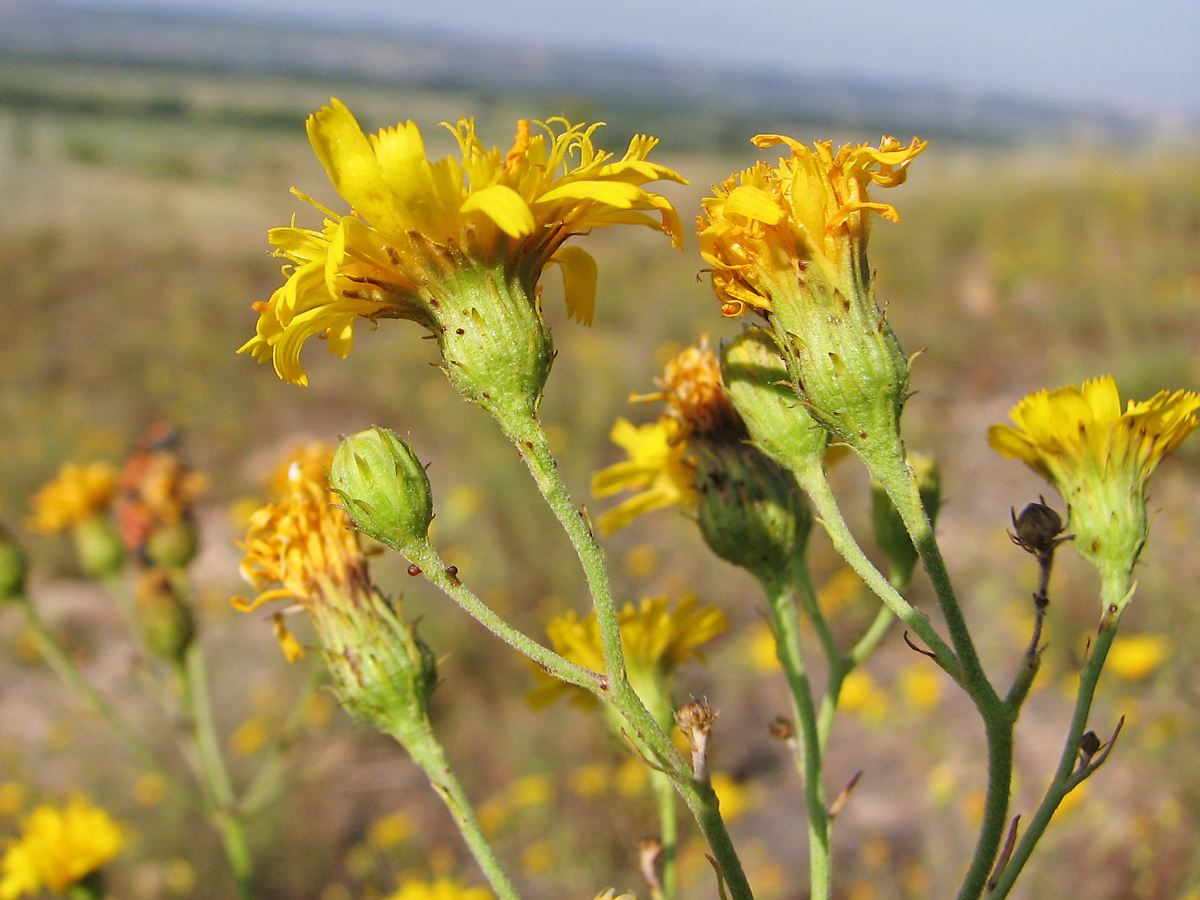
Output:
top-left (641, 341), bottom-right (744, 438)
top-left (0, 797), bottom-right (124, 899)
top-left (1106, 634), bottom-right (1171, 680)
top-left (591, 342), bottom-right (743, 535)
top-left (367, 811), bottom-right (414, 849)
top-left (838, 670), bottom-right (889, 722)
top-left (25, 463), bottom-right (118, 535)
top-left (899, 664), bottom-right (943, 711)
top-left (384, 877), bottom-right (492, 900)
top-left (532, 595), bottom-right (727, 718)
top-left (592, 417), bottom-right (696, 534)
top-left (989, 376), bottom-right (1200, 580)
top-left (241, 99), bottom-right (686, 386)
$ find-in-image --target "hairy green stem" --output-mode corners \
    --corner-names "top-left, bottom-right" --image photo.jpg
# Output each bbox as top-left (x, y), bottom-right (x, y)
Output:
top-left (862, 444), bottom-right (1015, 900)
top-left (401, 725), bottom-right (523, 900)
top-left (176, 643), bottom-right (255, 900)
top-left (793, 460), bottom-right (958, 679)
top-left (651, 769), bottom-right (679, 900)
top-left (988, 569), bottom-right (1130, 899)
top-left (764, 575), bottom-right (830, 900)
top-left (497, 407), bottom-right (754, 900)
top-left (411, 545), bottom-right (605, 695)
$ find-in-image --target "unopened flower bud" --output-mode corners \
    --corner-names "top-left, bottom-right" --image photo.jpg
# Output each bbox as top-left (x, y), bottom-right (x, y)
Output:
top-left (691, 438), bottom-right (812, 585)
top-left (720, 328), bottom-right (829, 474)
top-left (0, 525), bottom-right (27, 602)
top-left (134, 568), bottom-right (195, 662)
top-left (872, 453), bottom-right (940, 586)
top-left (330, 427), bottom-right (434, 558)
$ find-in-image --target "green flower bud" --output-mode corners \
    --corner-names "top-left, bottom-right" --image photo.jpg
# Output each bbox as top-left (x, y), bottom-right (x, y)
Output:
top-left (720, 327), bottom-right (829, 474)
top-left (0, 525), bottom-right (28, 602)
top-left (871, 453), bottom-right (941, 587)
top-left (134, 568), bottom-right (195, 662)
top-left (73, 515), bottom-right (125, 579)
top-left (691, 436), bottom-right (812, 585)
top-left (330, 427), bottom-right (434, 558)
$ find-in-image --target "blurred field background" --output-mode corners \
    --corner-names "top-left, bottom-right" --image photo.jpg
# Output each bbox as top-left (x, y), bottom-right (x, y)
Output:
top-left (1, 6), bottom-right (1199, 900)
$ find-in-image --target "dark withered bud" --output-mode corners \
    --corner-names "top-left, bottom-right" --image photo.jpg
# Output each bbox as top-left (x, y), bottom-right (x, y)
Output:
top-left (1010, 499), bottom-right (1071, 558)
top-left (768, 716), bottom-right (795, 742)
top-left (1078, 731), bottom-right (1102, 767)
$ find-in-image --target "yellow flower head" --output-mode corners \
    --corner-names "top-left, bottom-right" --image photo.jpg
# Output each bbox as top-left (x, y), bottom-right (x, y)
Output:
top-left (234, 454), bottom-right (438, 729)
top-left (384, 877), bottom-right (492, 900)
top-left (0, 797), bottom-right (124, 899)
top-left (532, 594), bottom-right (727, 709)
top-left (698, 136), bottom-right (923, 458)
top-left (698, 135), bottom-right (925, 317)
top-left (593, 342), bottom-right (747, 535)
top-left (1106, 633), bottom-right (1171, 680)
top-left (241, 99), bottom-right (687, 385)
top-left (989, 376), bottom-right (1200, 578)
top-left (25, 463), bottom-right (118, 535)
top-left (591, 416), bottom-right (698, 535)
top-left (637, 342), bottom-right (744, 440)
top-left (235, 461), bottom-right (369, 616)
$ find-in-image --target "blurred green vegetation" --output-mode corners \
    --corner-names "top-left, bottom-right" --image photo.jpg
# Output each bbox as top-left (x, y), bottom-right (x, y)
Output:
top-left (1, 54), bottom-right (1199, 900)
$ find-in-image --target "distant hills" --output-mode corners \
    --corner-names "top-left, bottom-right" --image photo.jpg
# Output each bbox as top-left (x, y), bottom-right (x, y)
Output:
top-left (0, 1), bottom-right (1190, 147)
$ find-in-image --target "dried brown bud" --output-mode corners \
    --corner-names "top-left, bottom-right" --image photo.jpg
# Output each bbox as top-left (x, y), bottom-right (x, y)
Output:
top-left (637, 837), bottom-right (664, 896)
top-left (768, 716), bottom-right (795, 742)
top-left (675, 698), bottom-right (718, 782)
top-left (1010, 499), bottom-right (1071, 557)
top-left (1078, 730), bottom-right (1102, 766)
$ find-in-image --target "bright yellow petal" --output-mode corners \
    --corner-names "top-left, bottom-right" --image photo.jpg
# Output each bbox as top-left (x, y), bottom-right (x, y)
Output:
top-left (547, 246), bottom-right (597, 325)
top-left (306, 100), bottom-right (399, 233)
top-left (460, 184), bottom-right (536, 238)
top-left (721, 185), bottom-right (787, 224)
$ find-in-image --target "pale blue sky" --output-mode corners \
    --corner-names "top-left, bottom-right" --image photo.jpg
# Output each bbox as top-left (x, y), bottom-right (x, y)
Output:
top-left (71, 0), bottom-right (1200, 114)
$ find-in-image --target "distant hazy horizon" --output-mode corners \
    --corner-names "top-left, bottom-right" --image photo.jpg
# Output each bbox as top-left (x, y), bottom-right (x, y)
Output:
top-left (45, 0), bottom-right (1200, 117)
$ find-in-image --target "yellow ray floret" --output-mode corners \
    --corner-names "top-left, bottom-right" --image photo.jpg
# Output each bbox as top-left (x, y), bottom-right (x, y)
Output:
top-left (988, 376), bottom-right (1200, 489)
top-left (241, 100), bottom-right (688, 384)
top-left (698, 135), bottom-right (925, 316)
top-left (592, 417), bottom-right (698, 534)
top-left (532, 595), bottom-right (728, 708)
